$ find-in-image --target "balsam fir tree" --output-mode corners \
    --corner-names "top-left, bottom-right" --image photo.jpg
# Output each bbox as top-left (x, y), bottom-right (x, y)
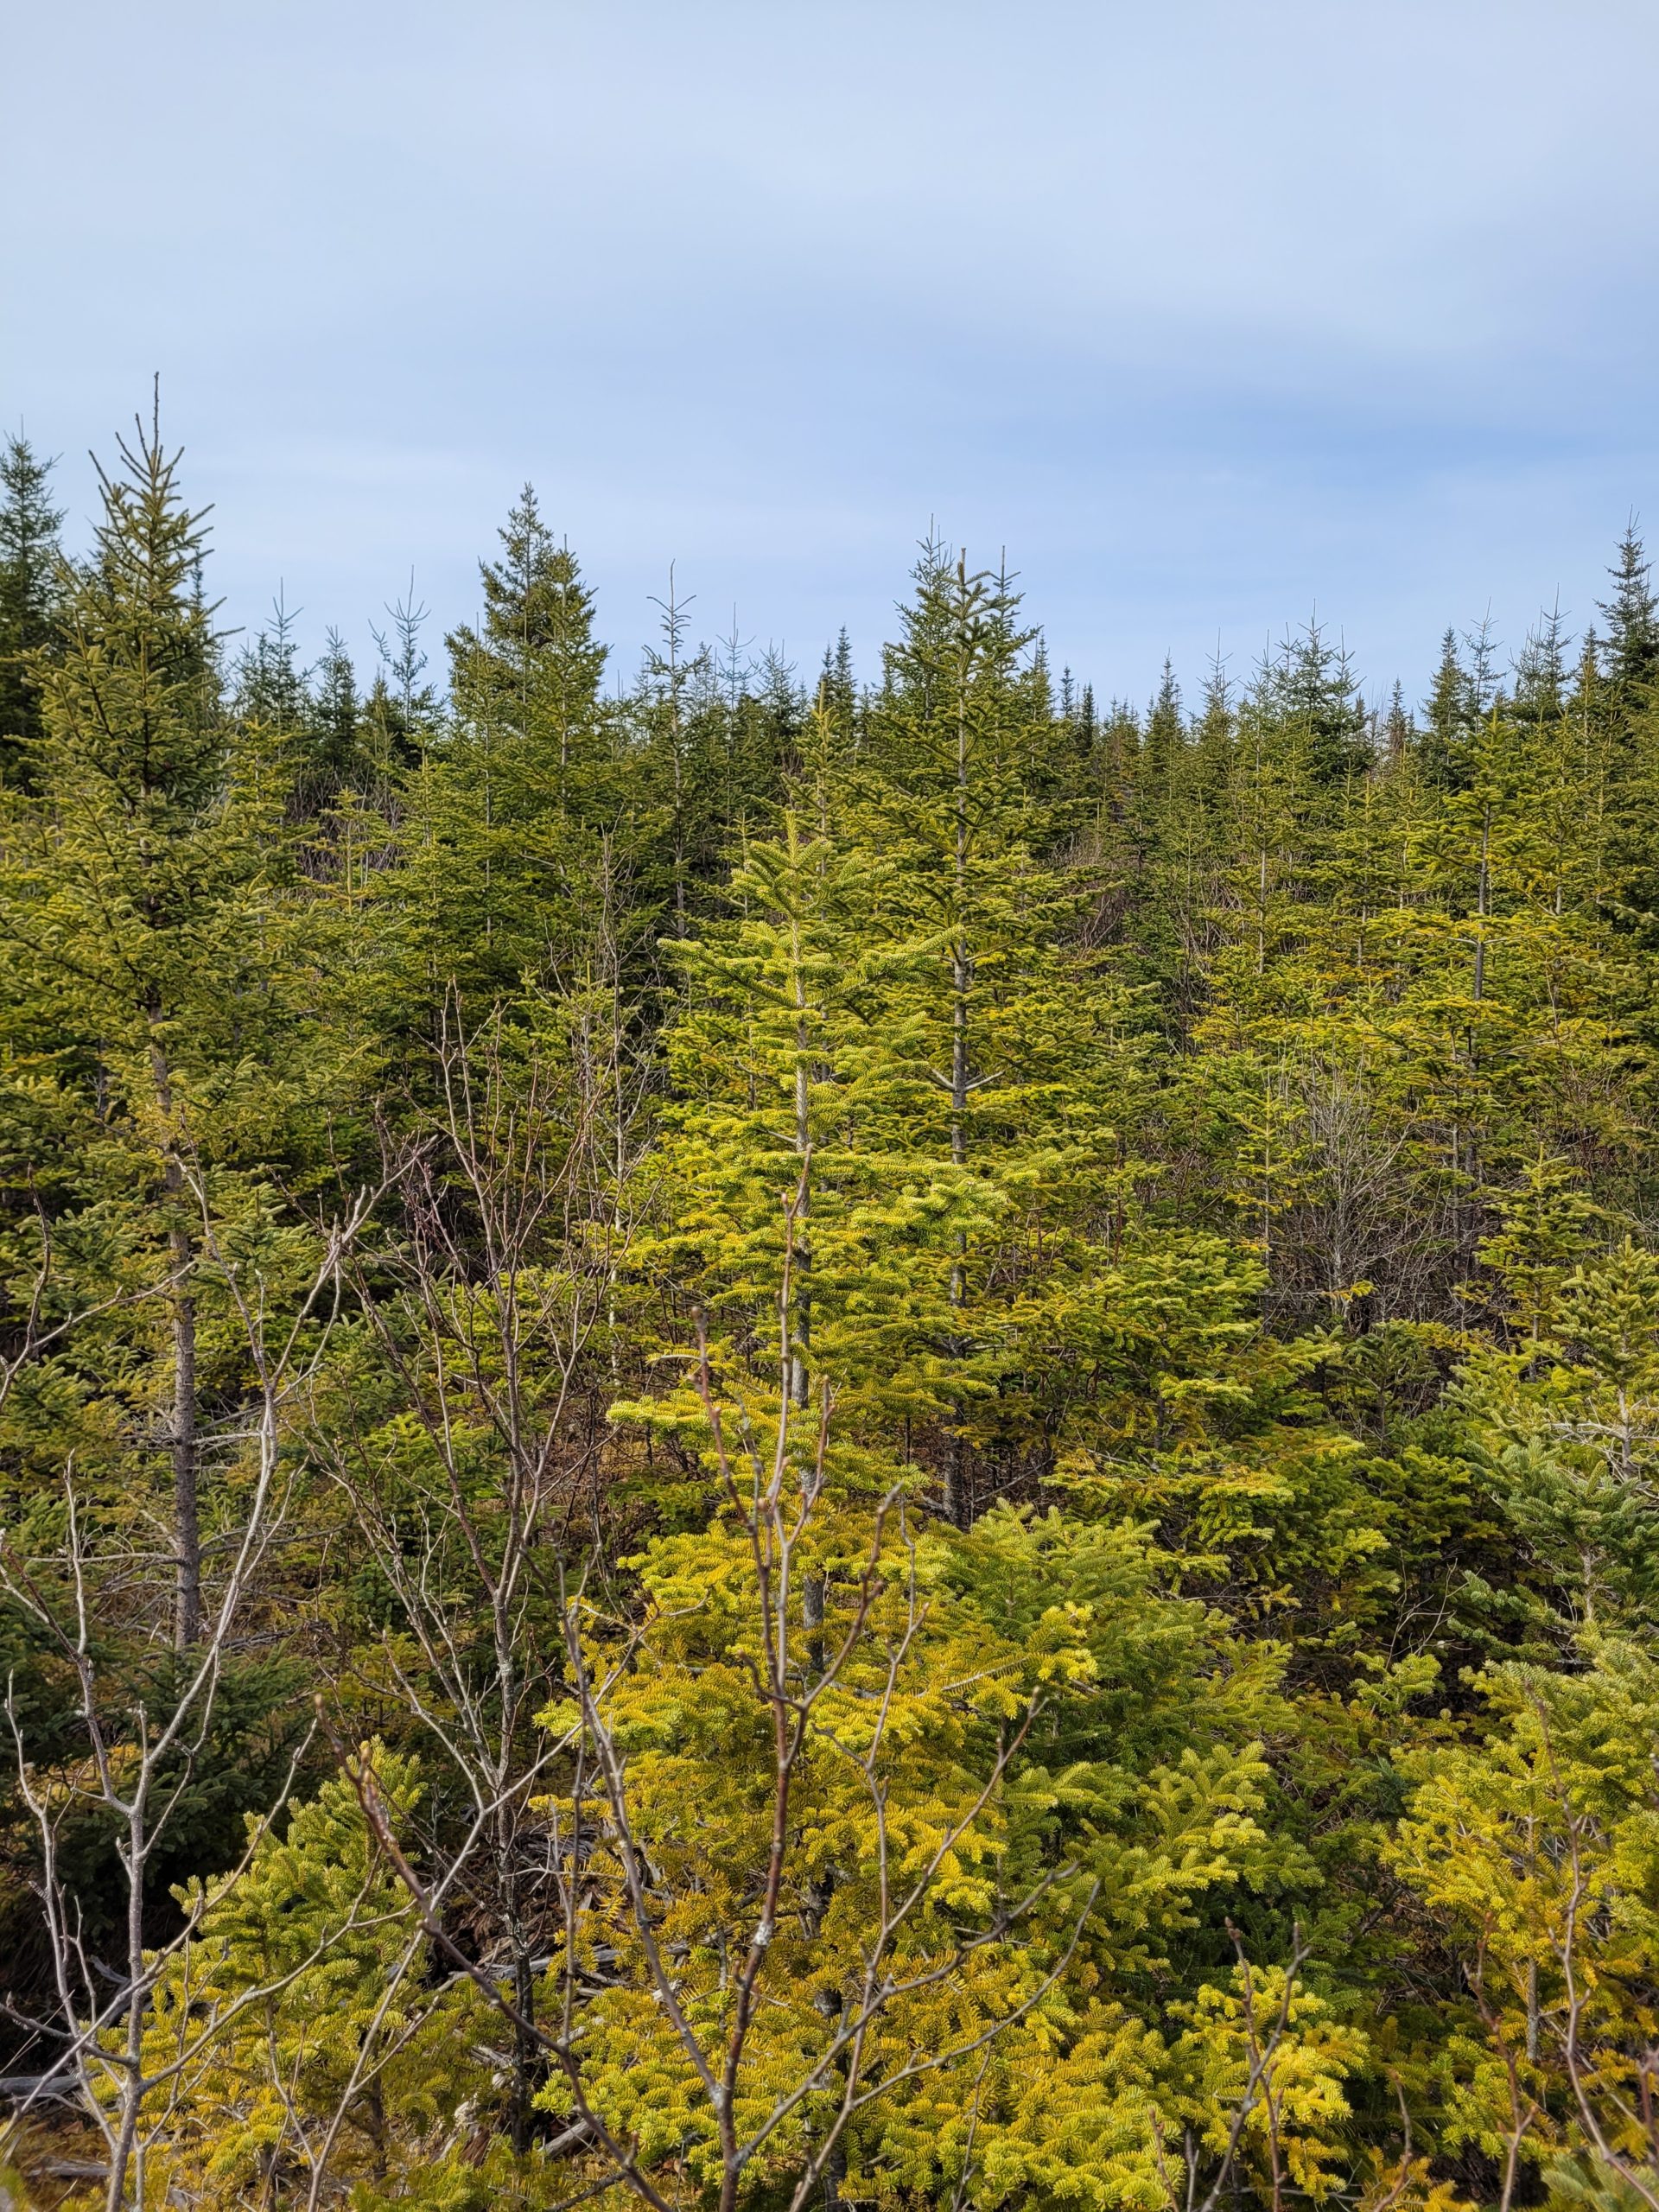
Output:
top-left (139, 1750), bottom-right (491, 2209)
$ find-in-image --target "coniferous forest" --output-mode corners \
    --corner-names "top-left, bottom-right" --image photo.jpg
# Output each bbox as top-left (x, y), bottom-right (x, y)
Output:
top-left (6, 411), bottom-right (1659, 2212)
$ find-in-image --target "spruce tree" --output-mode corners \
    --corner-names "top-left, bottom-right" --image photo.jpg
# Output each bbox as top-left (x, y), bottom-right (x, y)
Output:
top-left (848, 545), bottom-right (1136, 1519)
top-left (815, 626), bottom-right (859, 755)
top-left (1135, 655), bottom-right (1184, 874)
top-left (1510, 601), bottom-right (1570, 727)
top-left (3, 417), bottom-right (227, 1644)
top-left (1380, 678), bottom-right (1413, 762)
top-left (1599, 518), bottom-right (1659, 724)
top-left (308, 627), bottom-right (363, 792)
top-left (232, 592), bottom-right (309, 737)
top-left (1277, 615), bottom-right (1370, 786)
top-left (1420, 626), bottom-right (1474, 789)
top-left (397, 491), bottom-right (614, 1014)
top-left (448, 484), bottom-right (608, 818)
top-left (0, 432), bottom-right (65, 785)
top-left (0, 413), bottom-right (336, 1646)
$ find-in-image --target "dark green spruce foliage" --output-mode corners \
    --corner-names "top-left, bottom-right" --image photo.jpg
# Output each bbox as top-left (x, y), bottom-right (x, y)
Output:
top-left (0, 433), bottom-right (64, 782)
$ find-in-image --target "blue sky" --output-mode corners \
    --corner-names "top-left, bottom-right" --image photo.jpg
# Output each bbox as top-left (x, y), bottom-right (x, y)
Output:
top-left (5, 0), bottom-right (1658, 711)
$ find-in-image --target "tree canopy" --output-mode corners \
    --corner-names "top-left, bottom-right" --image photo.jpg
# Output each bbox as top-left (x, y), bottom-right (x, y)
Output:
top-left (4, 418), bottom-right (1659, 2212)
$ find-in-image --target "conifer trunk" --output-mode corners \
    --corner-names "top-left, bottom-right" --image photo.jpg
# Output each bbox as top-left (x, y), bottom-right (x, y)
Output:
top-left (789, 866), bottom-right (828, 1650)
top-left (169, 1230), bottom-right (200, 1649)
top-left (945, 585), bottom-right (972, 1530)
top-left (1473, 802), bottom-right (1491, 1004)
top-left (149, 1025), bottom-right (200, 1648)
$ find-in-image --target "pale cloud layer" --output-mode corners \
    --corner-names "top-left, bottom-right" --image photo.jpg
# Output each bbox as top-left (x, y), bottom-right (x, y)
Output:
top-left (5, 0), bottom-right (1656, 705)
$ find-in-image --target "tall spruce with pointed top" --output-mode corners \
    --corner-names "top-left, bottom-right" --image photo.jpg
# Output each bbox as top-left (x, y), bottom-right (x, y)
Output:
top-left (1135, 655), bottom-right (1185, 869)
top-left (1420, 625), bottom-right (1475, 789)
top-left (398, 488), bottom-right (614, 1014)
top-left (1599, 518), bottom-right (1659, 731)
top-left (1511, 602), bottom-right (1572, 728)
top-left (1277, 615), bottom-right (1370, 786)
top-left (846, 544), bottom-right (1138, 1520)
top-left (0, 415), bottom-right (320, 1647)
top-left (449, 483), bottom-right (608, 818)
top-left (0, 433), bottom-right (64, 785)
top-left (817, 624), bottom-right (858, 745)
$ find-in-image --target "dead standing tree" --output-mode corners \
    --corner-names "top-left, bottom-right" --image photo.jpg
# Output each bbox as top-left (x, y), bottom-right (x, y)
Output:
top-left (314, 993), bottom-right (649, 2153)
